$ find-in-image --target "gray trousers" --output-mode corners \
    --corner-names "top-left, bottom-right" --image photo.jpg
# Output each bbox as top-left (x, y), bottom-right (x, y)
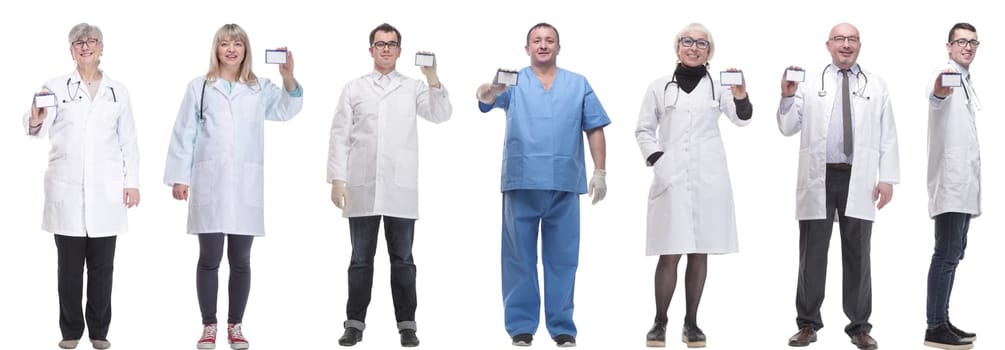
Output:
top-left (197, 233), bottom-right (254, 324)
top-left (795, 167), bottom-right (873, 335)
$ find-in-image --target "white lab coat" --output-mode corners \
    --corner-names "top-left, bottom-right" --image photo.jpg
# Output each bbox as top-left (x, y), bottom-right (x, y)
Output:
top-left (927, 61), bottom-right (981, 218)
top-left (777, 64), bottom-right (900, 221)
top-left (164, 77), bottom-right (303, 236)
top-left (327, 71), bottom-right (452, 219)
top-left (636, 75), bottom-right (749, 255)
top-left (24, 70), bottom-right (139, 237)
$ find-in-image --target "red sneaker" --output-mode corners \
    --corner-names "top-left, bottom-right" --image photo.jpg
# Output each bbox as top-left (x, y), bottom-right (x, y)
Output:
top-left (228, 323), bottom-right (249, 350)
top-left (197, 324), bottom-right (217, 349)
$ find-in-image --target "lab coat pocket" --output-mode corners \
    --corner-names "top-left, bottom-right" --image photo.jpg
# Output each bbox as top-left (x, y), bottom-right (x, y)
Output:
top-left (191, 161), bottom-right (218, 206)
top-left (797, 149), bottom-right (823, 190)
top-left (106, 175), bottom-right (124, 203)
top-left (394, 150), bottom-right (418, 189)
top-left (243, 163), bottom-right (264, 207)
top-left (648, 156), bottom-right (672, 199)
top-left (943, 148), bottom-right (974, 184)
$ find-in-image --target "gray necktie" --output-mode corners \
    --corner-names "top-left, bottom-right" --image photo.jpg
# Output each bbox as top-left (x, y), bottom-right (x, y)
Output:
top-left (841, 69), bottom-right (853, 157)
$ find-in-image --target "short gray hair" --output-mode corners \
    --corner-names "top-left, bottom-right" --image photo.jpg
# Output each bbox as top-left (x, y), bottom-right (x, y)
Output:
top-left (68, 23), bottom-right (103, 44)
top-left (676, 22), bottom-right (715, 63)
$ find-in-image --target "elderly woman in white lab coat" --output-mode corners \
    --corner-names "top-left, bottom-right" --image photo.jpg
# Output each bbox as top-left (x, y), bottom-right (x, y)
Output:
top-left (23, 23), bottom-right (139, 350)
top-left (163, 23), bottom-right (302, 350)
top-left (635, 23), bottom-right (751, 348)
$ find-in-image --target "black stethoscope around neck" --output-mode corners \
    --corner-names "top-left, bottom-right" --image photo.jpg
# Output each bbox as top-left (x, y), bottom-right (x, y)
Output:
top-left (818, 64), bottom-right (869, 100)
top-left (663, 69), bottom-right (717, 108)
top-left (64, 77), bottom-right (117, 103)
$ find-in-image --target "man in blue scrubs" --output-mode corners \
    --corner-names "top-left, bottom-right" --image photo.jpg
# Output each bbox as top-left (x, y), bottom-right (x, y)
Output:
top-left (476, 22), bottom-right (610, 348)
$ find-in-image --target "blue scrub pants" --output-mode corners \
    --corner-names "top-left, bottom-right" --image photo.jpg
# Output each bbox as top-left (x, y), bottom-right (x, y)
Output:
top-left (501, 189), bottom-right (580, 338)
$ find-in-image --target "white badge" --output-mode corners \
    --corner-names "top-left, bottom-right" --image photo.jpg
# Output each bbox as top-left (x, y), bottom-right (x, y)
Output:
top-left (265, 49), bottom-right (288, 64)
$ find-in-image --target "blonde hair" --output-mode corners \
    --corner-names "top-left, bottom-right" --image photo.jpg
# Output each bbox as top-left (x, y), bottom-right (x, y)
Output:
top-left (205, 23), bottom-right (257, 84)
top-left (676, 22), bottom-right (715, 63)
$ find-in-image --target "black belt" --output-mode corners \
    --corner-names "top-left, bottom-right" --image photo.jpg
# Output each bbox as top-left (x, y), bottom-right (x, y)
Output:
top-left (826, 163), bottom-right (852, 170)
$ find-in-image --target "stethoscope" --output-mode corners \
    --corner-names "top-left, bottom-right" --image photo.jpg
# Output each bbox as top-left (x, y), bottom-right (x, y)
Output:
top-left (64, 77), bottom-right (117, 103)
top-left (817, 64), bottom-right (869, 100)
top-left (959, 76), bottom-right (982, 111)
top-left (663, 70), bottom-right (718, 108)
top-left (198, 78), bottom-right (260, 121)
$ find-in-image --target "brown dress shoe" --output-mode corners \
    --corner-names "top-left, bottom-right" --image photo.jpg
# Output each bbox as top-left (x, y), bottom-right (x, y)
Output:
top-left (850, 331), bottom-right (878, 350)
top-left (788, 327), bottom-right (817, 347)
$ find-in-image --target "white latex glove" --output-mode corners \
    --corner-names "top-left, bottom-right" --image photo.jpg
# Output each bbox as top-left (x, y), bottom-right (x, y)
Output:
top-left (331, 180), bottom-right (349, 209)
top-left (588, 169), bottom-right (606, 205)
top-left (418, 51), bottom-right (439, 87)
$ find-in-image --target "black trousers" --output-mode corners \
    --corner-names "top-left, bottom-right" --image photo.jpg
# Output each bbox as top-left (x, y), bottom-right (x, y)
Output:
top-left (345, 215), bottom-right (417, 325)
top-left (795, 168), bottom-right (873, 335)
top-left (55, 234), bottom-right (117, 341)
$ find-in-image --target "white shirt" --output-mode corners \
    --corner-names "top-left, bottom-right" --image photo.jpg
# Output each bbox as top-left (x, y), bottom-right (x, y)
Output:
top-left (827, 64), bottom-right (860, 164)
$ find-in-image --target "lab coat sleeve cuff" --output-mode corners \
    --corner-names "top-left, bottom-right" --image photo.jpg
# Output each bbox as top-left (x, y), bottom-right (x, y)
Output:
top-left (778, 96), bottom-right (795, 114)
top-left (287, 83), bottom-right (303, 97)
top-left (124, 176), bottom-right (140, 189)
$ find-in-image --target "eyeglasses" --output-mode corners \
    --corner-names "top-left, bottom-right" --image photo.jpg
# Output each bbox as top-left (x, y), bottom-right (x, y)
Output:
top-left (679, 37), bottom-right (710, 50)
top-left (72, 38), bottom-right (100, 49)
top-left (372, 41), bottom-right (400, 50)
top-left (830, 36), bottom-right (860, 44)
top-left (951, 39), bottom-right (980, 48)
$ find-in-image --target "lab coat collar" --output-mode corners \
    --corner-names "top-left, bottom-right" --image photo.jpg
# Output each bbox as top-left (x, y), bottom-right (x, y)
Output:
top-left (209, 77), bottom-right (259, 98)
top-left (827, 63), bottom-right (861, 76)
top-left (68, 68), bottom-right (108, 86)
top-left (369, 69), bottom-right (401, 80)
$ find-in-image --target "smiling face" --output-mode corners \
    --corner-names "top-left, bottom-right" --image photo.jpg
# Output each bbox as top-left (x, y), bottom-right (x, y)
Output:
top-left (676, 31), bottom-right (710, 67)
top-left (826, 23), bottom-right (861, 69)
top-left (216, 36), bottom-right (246, 70)
top-left (947, 28), bottom-right (977, 69)
top-left (70, 35), bottom-right (103, 67)
top-left (369, 30), bottom-right (401, 73)
top-left (525, 26), bottom-right (560, 67)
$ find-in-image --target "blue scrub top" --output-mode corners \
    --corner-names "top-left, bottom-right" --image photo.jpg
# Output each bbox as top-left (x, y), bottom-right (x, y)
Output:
top-left (479, 67), bottom-right (611, 194)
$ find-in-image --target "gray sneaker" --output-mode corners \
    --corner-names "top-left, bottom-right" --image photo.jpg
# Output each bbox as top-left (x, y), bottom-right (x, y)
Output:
top-left (58, 339), bottom-right (79, 349)
top-left (90, 339), bottom-right (111, 349)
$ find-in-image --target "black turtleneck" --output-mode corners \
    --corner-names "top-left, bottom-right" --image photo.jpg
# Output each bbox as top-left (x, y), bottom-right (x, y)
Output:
top-left (674, 63), bottom-right (707, 94)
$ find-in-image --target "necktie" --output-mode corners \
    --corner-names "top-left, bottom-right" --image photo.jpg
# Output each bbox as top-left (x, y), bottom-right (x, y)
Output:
top-left (841, 69), bottom-right (853, 157)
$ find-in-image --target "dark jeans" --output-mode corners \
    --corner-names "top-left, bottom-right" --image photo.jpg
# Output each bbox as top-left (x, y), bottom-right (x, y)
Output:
top-left (926, 212), bottom-right (970, 328)
top-left (795, 167), bottom-right (873, 336)
top-left (345, 215), bottom-right (417, 325)
top-left (55, 234), bottom-right (116, 341)
top-left (197, 233), bottom-right (254, 324)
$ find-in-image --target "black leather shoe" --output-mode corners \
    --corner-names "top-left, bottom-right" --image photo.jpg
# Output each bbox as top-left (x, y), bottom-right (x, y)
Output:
top-left (850, 331), bottom-right (878, 350)
top-left (946, 321), bottom-right (976, 342)
top-left (924, 323), bottom-right (973, 350)
top-left (338, 327), bottom-right (363, 347)
top-left (400, 329), bottom-right (420, 347)
top-left (788, 327), bottom-right (817, 347)
top-left (646, 321), bottom-right (667, 347)
top-left (681, 324), bottom-right (706, 348)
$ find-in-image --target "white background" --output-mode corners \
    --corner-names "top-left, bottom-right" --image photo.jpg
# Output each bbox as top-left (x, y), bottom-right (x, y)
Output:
top-left (1, 1), bottom-right (1003, 349)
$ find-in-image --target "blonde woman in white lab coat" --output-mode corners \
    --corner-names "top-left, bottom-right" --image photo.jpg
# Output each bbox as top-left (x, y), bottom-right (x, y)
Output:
top-left (635, 23), bottom-right (751, 348)
top-left (24, 23), bottom-right (139, 350)
top-left (163, 23), bottom-right (303, 350)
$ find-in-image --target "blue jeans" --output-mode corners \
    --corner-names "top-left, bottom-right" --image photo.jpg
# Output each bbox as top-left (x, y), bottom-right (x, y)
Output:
top-left (926, 212), bottom-right (970, 328)
top-left (346, 215), bottom-right (417, 325)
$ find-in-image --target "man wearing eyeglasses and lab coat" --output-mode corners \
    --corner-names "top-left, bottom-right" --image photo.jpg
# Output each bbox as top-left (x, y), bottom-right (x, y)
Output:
top-left (922, 22), bottom-right (981, 350)
top-left (777, 22), bottom-right (899, 350)
top-left (327, 22), bottom-right (451, 348)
